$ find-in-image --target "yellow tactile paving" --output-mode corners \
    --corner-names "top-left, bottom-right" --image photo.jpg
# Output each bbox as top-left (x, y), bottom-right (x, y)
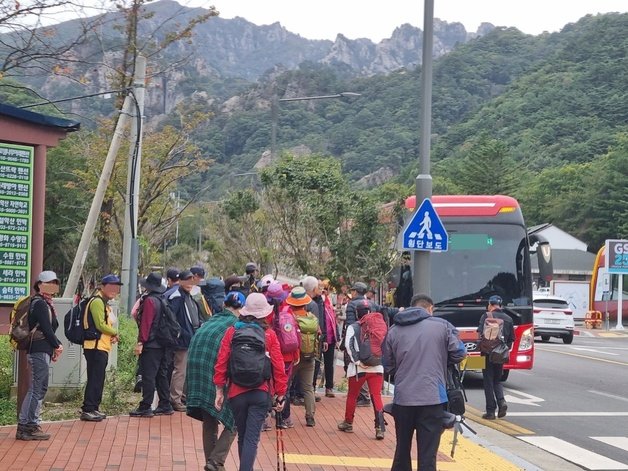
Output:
top-left (283, 428), bottom-right (523, 470)
top-left (465, 405), bottom-right (535, 436)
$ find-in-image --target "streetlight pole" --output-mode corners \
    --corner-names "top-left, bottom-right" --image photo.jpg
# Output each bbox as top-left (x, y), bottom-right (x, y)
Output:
top-left (270, 92), bottom-right (361, 159)
top-left (413, 0), bottom-right (434, 297)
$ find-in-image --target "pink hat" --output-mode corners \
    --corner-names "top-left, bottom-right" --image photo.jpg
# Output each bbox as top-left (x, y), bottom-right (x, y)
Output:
top-left (266, 282), bottom-right (287, 302)
top-left (240, 292), bottom-right (273, 319)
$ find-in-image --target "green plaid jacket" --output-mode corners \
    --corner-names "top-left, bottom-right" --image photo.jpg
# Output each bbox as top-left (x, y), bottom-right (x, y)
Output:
top-left (186, 310), bottom-right (238, 431)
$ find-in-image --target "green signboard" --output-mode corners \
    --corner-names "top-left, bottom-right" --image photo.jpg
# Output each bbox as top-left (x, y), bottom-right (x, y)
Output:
top-left (0, 143), bottom-right (33, 302)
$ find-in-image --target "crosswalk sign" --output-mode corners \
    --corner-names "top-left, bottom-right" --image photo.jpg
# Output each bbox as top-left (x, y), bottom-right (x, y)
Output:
top-left (402, 198), bottom-right (448, 251)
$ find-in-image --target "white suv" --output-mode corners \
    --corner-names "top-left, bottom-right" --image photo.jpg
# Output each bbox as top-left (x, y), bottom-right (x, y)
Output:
top-left (533, 294), bottom-right (575, 344)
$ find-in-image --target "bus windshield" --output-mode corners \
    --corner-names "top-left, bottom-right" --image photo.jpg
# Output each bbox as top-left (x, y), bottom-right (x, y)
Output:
top-left (431, 223), bottom-right (532, 307)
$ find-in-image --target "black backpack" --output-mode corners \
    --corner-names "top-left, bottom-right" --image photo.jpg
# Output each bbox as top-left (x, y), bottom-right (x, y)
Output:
top-left (446, 363), bottom-right (466, 416)
top-left (64, 296), bottom-right (102, 345)
top-left (228, 322), bottom-right (271, 388)
top-left (139, 294), bottom-right (181, 348)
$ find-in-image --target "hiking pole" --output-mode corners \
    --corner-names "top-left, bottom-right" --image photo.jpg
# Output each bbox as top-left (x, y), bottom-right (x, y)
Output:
top-left (450, 415), bottom-right (477, 458)
top-left (275, 410), bottom-right (281, 471)
top-left (274, 402), bottom-right (287, 471)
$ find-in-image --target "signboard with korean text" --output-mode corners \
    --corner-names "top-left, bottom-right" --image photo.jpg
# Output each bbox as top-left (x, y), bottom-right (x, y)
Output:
top-left (606, 239), bottom-right (628, 274)
top-left (402, 198), bottom-right (448, 252)
top-left (0, 143), bottom-right (33, 302)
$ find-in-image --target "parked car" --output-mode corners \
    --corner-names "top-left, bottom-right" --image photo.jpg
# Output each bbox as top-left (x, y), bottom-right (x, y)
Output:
top-left (533, 293), bottom-right (575, 344)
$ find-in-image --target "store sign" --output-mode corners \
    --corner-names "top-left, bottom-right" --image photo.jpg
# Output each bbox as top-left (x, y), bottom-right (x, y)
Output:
top-left (0, 143), bottom-right (33, 302)
top-left (606, 239), bottom-right (628, 274)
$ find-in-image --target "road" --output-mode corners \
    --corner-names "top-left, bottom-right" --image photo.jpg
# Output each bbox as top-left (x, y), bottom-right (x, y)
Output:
top-left (463, 334), bottom-right (628, 470)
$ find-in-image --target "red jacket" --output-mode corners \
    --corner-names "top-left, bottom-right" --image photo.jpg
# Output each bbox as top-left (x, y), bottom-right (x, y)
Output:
top-left (214, 324), bottom-right (288, 399)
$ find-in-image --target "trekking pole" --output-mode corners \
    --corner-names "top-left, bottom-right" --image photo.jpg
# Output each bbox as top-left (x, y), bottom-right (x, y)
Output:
top-left (275, 410), bottom-right (281, 471)
top-left (275, 404), bottom-right (287, 471)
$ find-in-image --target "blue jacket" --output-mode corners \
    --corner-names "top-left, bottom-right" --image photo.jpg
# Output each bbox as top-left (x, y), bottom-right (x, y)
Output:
top-left (383, 307), bottom-right (466, 406)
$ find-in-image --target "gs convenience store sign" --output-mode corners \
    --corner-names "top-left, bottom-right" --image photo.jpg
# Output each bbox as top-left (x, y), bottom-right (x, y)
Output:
top-left (0, 143), bottom-right (33, 302)
top-left (607, 239), bottom-right (628, 274)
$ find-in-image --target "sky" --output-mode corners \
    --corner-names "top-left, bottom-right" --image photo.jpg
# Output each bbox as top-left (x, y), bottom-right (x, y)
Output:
top-left (181, 0), bottom-right (628, 42)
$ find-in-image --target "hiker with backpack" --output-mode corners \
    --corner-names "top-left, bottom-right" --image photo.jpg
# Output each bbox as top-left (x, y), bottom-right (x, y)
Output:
top-left (337, 300), bottom-right (388, 439)
top-left (477, 295), bottom-right (515, 420)
top-left (80, 274), bottom-right (121, 422)
top-left (214, 293), bottom-right (288, 471)
top-left (130, 272), bottom-right (177, 418)
top-left (168, 270), bottom-right (203, 411)
top-left (382, 294), bottom-right (466, 471)
top-left (15, 271), bottom-right (63, 440)
top-left (186, 291), bottom-right (245, 471)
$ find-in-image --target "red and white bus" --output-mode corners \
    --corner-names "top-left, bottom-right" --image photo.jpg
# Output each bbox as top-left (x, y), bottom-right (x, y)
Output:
top-left (589, 245), bottom-right (628, 323)
top-left (404, 195), bottom-right (552, 380)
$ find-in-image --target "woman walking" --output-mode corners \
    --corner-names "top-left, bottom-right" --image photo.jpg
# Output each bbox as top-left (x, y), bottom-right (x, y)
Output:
top-left (16, 271), bottom-right (64, 441)
top-left (214, 293), bottom-right (288, 471)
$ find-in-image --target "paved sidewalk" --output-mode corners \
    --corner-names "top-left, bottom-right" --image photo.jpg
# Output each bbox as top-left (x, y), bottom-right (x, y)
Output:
top-left (0, 393), bottom-right (523, 471)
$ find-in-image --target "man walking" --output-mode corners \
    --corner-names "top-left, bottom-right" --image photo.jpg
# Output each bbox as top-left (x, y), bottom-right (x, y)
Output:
top-left (383, 294), bottom-right (466, 471)
top-left (130, 272), bottom-right (174, 417)
top-left (80, 275), bottom-right (121, 422)
top-left (478, 295), bottom-right (514, 420)
top-left (168, 270), bottom-right (202, 411)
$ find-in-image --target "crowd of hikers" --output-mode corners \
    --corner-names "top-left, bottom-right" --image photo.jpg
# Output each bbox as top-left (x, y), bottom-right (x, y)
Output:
top-left (12, 263), bottom-right (472, 471)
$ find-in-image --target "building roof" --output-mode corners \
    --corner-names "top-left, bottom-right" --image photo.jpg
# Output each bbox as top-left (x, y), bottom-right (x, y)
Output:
top-left (0, 102), bottom-right (80, 132)
top-left (531, 248), bottom-right (596, 275)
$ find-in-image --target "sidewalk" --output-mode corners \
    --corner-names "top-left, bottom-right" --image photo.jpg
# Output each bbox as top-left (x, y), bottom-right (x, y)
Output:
top-left (575, 324), bottom-right (628, 337)
top-left (0, 394), bottom-right (525, 471)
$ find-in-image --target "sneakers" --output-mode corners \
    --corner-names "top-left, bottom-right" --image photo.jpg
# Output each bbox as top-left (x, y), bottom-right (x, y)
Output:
top-left (498, 400), bottom-right (508, 418)
top-left (262, 419), bottom-right (273, 431)
top-left (337, 421), bottom-right (353, 433)
top-left (171, 403), bottom-right (186, 412)
top-left (375, 427), bottom-right (385, 440)
top-left (356, 398), bottom-right (370, 407)
top-left (314, 395), bottom-right (322, 403)
top-left (153, 406), bottom-right (175, 416)
top-left (292, 397), bottom-right (305, 406)
top-left (325, 389), bottom-right (336, 398)
top-left (279, 417), bottom-right (295, 429)
top-left (94, 410), bottom-right (106, 420)
top-left (16, 424), bottom-right (50, 441)
top-left (305, 415), bottom-right (315, 427)
top-left (130, 408), bottom-right (155, 418)
top-left (204, 459), bottom-right (219, 471)
top-left (482, 412), bottom-right (496, 420)
top-left (80, 411), bottom-right (104, 422)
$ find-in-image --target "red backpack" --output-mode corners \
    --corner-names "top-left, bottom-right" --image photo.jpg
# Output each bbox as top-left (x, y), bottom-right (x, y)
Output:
top-left (274, 307), bottom-right (301, 354)
top-left (351, 312), bottom-right (388, 366)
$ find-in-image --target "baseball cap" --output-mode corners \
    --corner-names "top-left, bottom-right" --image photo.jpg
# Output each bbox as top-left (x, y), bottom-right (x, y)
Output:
top-left (179, 270), bottom-right (194, 281)
top-left (38, 271), bottom-right (59, 283)
top-left (166, 268), bottom-right (180, 281)
top-left (488, 295), bottom-right (503, 306)
top-left (101, 274), bottom-right (123, 285)
top-left (190, 266), bottom-right (205, 277)
top-left (245, 262), bottom-right (258, 274)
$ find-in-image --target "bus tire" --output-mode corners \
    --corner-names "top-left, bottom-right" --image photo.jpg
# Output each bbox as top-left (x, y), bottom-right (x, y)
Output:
top-left (500, 370), bottom-right (510, 382)
top-left (541, 335), bottom-right (550, 342)
top-left (562, 333), bottom-right (574, 344)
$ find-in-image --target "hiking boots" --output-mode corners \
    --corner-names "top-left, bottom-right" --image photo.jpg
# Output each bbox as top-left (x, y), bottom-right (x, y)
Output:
top-left (325, 389), bottom-right (336, 398)
top-left (356, 397), bottom-right (370, 407)
top-left (498, 400), bottom-right (508, 418)
top-left (262, 419), bottom-right (273, 431)
top-left (305, 415), bottom-right (316, 427)
top-left (291, 397), bottom-right (305, 406)
top-left (279, 417), bottom-right (294, 429)
top-left (80, 411), bottom-right (104, 422)
top-left (482, 412), bottom-right (496, 420)
top-left (94, 410), bottom-right (107, 420)
top-left (16, 424), bottom-right (50, 441)
top-left (337, 421), bottom-right (353, 433)
top-left (153, 406), bottom-right (175, 416)
top-left (129, 408), bottom-right (155, 418)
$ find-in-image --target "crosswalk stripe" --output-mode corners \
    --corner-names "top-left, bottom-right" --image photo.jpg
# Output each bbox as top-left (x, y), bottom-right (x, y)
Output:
top-left (592, 437), bottom-right (628, 452)
top-left (518, 436), bottom-right (628, 470)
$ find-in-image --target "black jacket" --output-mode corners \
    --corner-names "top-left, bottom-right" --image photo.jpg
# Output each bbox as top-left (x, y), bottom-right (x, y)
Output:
top-left (28, 295), bottom-right (61, 355)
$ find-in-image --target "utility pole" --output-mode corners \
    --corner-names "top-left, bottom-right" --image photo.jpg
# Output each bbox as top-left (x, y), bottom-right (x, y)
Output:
top-left (63, 93), bottom-right (135, 298)
top-left (121, 55), bottom-right (146, 314)
top-left (413, 0), bottom-right (435, 296)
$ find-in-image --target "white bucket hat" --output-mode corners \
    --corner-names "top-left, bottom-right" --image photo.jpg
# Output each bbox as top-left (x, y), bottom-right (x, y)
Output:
top-left (240, 292), bottom-right (273, 319)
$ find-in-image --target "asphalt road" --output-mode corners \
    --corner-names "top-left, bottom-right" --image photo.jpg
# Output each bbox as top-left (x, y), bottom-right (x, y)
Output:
top-left (463, 334), bottom-right (628, 470)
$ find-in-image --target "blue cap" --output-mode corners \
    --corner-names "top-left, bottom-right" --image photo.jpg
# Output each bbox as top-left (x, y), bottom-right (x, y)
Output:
top-left (101, 274), bottom-right (123, 285)
top-left (488, 295), bottom-right (502, 306)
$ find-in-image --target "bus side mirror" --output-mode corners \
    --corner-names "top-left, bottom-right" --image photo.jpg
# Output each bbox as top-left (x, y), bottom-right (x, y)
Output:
top-left (529, 233), bottom-right (553, 282)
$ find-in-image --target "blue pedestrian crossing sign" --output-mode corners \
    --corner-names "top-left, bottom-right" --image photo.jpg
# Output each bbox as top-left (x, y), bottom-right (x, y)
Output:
top-left (402, 198), bottom-right (448, 251)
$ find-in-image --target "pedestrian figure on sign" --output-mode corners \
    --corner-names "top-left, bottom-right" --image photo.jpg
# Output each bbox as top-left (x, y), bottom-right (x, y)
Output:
top-left (417, 211), bottom-right (432, 240)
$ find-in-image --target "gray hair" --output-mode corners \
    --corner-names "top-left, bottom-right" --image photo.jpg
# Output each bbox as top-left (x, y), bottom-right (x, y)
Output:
top-left (301, 275), bottom-right (319, 293)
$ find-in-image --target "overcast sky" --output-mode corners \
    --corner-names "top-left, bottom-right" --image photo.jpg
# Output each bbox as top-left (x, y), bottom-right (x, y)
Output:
top-left (182, 0), bottom-right (627, 42)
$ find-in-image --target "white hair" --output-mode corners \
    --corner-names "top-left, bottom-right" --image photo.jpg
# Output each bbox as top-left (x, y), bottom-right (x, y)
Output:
top-left (301, 275), bottom-right (319, 293)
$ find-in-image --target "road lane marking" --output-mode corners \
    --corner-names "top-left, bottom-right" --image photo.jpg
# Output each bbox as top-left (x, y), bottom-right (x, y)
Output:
top-left (507, 412), bottom-right (628, 417)
top-left (572, 347), bottom-right (619, 355)
top-left (534, 348), bottom-right (628, 366)
top-left (592, 437), bottom-right (628, 452)
top-left (503, 388), bottom-right (544, 407)
top-left (518, 436), bottom-right (628, 470)
top-left (588, 390), bottom-right (628, 403)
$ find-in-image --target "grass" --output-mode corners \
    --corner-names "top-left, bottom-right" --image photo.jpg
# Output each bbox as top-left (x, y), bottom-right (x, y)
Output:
top-left (1, 314), bottom-right (141, 425)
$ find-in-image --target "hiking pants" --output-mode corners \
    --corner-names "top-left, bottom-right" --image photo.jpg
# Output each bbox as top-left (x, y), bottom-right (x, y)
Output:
top-left (202, 410), bottom-right (237, 466)
top-left (139, 346), bottom-right (171, 410)
top-left (391, 403), bottom-right (443, 471)
top-left (291, 358), bottom-right (316, 418)
top-left (345, 372), bottom-right (384, 423)
top-left (82, 349), bottom-right (108, 412)
top-left (18, 352), bottom-right (50, 425)
top-left (170, 349), bottom-right (188, 407)
top-left (482, 359), bottom-right (505, 414)
top-left (313, 344), bottom-right (336, 390)
top-left (230, 389), bottom-right (270, 471)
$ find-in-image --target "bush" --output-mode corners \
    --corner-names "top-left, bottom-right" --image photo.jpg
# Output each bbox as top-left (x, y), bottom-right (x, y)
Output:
top-left (0, 336), bottom-right (16, 425)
